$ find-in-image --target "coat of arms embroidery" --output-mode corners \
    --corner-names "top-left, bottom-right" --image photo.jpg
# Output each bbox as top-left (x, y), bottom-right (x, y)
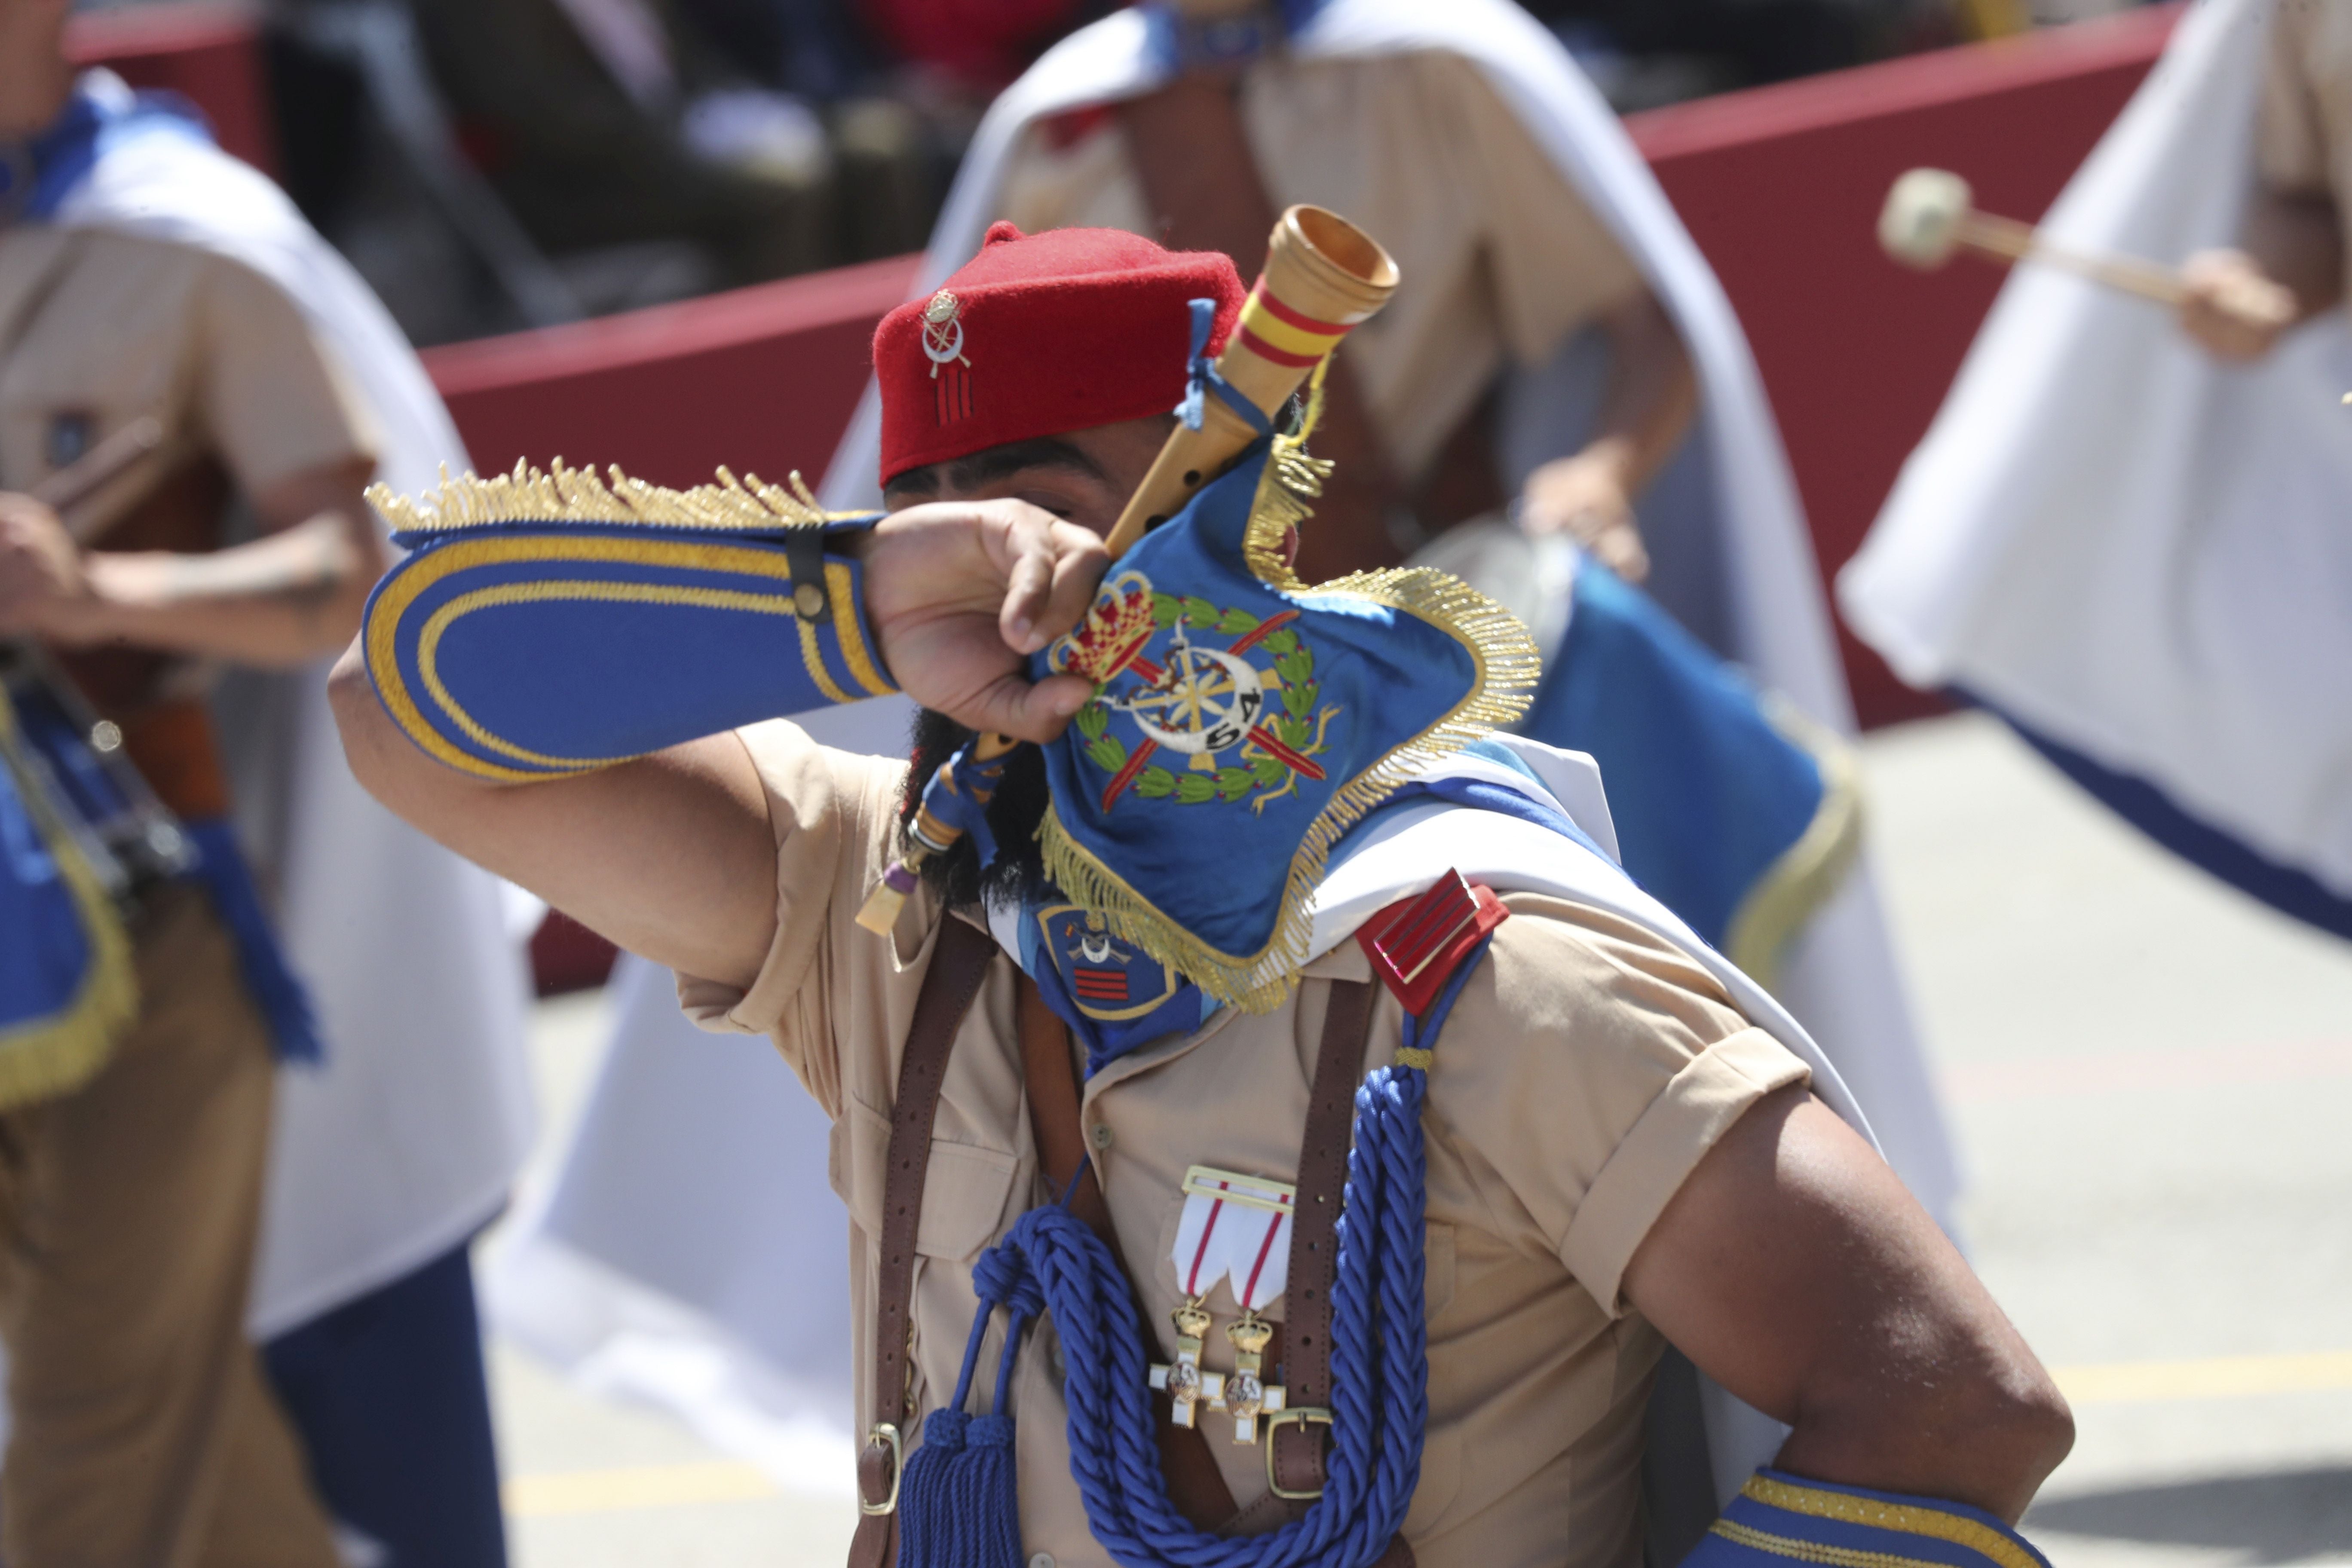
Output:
top-left (1055, 570), bottom-right (1338, 815)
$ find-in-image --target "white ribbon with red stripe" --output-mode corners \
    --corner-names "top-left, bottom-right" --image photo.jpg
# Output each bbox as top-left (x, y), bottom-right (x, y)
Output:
top-left (1170, 1166), bottom-right (1295, 1313)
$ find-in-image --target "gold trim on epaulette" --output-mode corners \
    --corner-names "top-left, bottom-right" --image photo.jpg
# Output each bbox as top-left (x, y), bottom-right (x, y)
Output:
top-left (364, 536), bottom-right (893, 782)
top-left (1706, 1519), bottom-right (1948, 1568)
top-left (367, 459), bottom-right (867, 538)
top-left (1738, 1476), bottom-right (2046, 1568)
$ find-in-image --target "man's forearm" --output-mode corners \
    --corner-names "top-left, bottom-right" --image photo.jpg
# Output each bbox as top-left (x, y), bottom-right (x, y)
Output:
top-left (327, 646), bottom-right (782, 986)
top-left (76, 510), bottom-right (382, 666)
top-left (1591, 291), bottom-right (1699, 495)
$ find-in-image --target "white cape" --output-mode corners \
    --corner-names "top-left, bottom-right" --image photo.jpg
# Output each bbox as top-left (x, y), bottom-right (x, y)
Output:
top-left (51, 95), bottom-right (536, 1337)
top-left (1841, 0), bottom-right (2352, 899)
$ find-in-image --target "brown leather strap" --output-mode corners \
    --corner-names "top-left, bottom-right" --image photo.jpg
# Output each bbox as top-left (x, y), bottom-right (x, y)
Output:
top-left (116, 699), bottom-right (231, 821)
top-left (1271, 977), bottom-right (1377, 1503)
top-left (1001, 969), bottom-right (1410, 1561)
top-left (848, 917), bottom-right (998, 1568)
top-left (1017, 978), bottom-right (1246, 1532)
top-left (1117, 75), bottom-right (1404, 582)
top-left (1017, 980), bottom-right (1112, 1235)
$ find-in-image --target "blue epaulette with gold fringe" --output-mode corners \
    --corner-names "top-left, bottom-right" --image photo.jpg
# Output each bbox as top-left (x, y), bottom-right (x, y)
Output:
top-left (361, 461), bottom-right (895, 781)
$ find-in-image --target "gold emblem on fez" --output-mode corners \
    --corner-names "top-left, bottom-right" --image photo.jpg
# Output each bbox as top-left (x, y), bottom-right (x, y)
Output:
top-left (921, 291), bottom-right (970, 376)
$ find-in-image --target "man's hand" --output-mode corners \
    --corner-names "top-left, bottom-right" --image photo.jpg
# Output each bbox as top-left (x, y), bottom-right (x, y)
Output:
top-left (856, 497), bottom-right (1109, 742)
top-left (2179, 248), bottom-right (2299, 361)
top-left (0, 493), bottom-right (98, 640)
top-left (1517, 444), bottom-right (1649, 583)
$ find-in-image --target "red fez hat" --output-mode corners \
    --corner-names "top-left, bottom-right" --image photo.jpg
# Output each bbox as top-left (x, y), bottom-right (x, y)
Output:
top-left (875, 222), bottom-right (1246, 487)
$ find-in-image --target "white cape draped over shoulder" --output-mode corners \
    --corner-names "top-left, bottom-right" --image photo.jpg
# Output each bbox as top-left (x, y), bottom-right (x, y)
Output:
top-left (49, 93), bottom-right (536, 1338)
top-left (1841, 0), bottom-right (2352, 909)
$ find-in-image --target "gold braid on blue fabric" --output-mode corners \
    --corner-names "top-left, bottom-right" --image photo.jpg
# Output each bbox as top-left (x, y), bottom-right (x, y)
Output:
top-left (1681, 1470), bottom-right (2054, 1568)
top-left (362, 460), bottom-right (896, 782)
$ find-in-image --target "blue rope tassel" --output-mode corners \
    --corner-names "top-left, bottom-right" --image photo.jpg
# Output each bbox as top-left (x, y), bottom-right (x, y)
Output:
top-left (900, 1240), bottom-right (1042, 1568)
top-left (900, 940), bottom-right (1494, 1568)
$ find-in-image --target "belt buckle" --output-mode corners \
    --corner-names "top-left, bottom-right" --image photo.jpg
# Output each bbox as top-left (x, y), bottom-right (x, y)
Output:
top-left (858, 1422), bottom-right (904, 1516)
top-left (1263, 1406), bottom-right (1333, 1500)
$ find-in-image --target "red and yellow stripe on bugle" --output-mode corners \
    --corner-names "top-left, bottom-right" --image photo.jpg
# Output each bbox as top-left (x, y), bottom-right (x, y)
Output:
top-left (1233, 282), bottom-right (1359, 369)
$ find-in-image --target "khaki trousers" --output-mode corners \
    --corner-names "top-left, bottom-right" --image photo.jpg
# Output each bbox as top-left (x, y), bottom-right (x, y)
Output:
top-left (0, 885), bottom-right (341, 1568)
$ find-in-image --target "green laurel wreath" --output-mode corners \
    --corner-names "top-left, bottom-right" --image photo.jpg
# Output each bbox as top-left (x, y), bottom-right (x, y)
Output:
top-left (1071, 595), bottom-right (1321, 805)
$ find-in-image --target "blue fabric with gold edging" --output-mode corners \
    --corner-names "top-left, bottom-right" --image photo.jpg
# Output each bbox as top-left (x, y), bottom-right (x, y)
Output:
top-left (360, 463), bottom-right (895, 781)
top-left (1528, 559), bottom-right (1859, 989)
top-left (1684, 1470), bottom-right (2053, 1568)
top-left (0, 685), bottom-right (135, 1109)
top-left (1032, 435), bottom-right (1539, 1014)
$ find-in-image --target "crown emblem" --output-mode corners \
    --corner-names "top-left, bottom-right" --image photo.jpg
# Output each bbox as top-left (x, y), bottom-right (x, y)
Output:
top-left (1054, 571), bottom-right (1161, 686)
top-left (921, 291), bottom-right (969, 376)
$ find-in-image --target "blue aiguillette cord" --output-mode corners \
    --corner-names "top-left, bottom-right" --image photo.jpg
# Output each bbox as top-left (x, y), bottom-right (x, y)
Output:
top-left (896, 927), bottom-right (1500, 1568)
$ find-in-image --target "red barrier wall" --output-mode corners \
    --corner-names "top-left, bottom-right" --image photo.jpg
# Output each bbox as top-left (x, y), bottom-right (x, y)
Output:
top-left (65, 3), bottom-right (279, 176)
top-left (1627, 4), bottom-right (2177, 725)
top-left (423, 254), bottom-right (919, 492)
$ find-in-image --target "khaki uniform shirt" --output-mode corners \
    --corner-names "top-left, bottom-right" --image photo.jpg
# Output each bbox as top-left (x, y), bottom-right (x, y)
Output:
top-left (682, 722), bottom-right (1810, 1568)
top-left (0, 225), bottom-right (378, 536)
top-left (997, 51), bottom-right (1647, 486)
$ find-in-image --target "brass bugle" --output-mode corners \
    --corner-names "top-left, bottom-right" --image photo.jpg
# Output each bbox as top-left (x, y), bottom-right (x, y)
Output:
top-left (1101, 204), bottom-right (1399, 560)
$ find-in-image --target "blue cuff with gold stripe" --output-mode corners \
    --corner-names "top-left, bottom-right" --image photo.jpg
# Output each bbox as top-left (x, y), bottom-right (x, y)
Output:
top-left (362, 462), bottom-right (897, 781)
top-left (1684, 1471), bottom-right (2053, 1568)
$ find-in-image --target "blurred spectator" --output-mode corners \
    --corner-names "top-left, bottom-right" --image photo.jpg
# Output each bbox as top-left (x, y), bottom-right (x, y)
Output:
top-left (407, 0), bottom-right (837, 284)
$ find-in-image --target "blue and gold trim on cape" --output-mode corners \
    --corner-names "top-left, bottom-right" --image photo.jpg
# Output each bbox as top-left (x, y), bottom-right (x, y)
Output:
top-left (1519, 555), bottom-right (1862, 993)
top-left (362, 462), bottom-right (894, 781)
top-left (1033, 424), bottom-right (1539, 1014)
top-left (0, 684), bottom-right (136, 1110)
top-left (1684, 1470), bottom-right (2053, 1568)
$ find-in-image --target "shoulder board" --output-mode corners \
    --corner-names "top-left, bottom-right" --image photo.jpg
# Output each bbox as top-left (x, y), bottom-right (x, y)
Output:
top-left (1356, 868), bottom-right (1508, 1016)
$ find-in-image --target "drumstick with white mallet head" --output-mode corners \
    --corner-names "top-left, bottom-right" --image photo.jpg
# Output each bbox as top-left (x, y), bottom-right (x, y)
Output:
top-left (1879, 168), bottom-right (2199, 303)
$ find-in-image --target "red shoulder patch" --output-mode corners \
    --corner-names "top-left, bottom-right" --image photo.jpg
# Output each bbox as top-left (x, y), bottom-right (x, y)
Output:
top-left (1356, 869), bottom-right (1508, 1016)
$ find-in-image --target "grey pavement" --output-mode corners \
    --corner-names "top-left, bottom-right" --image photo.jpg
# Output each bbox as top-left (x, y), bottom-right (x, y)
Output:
top-left (488, 710), bottom-right (2352, 1565)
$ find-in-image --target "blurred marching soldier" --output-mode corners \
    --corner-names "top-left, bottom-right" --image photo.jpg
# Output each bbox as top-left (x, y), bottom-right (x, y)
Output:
top-left (1847, 0), bottom-right (2352, 938)
top-left (0, 1), bottom-right (530, 1561)
top-left (331, 218), bottom-right (2073, 1568)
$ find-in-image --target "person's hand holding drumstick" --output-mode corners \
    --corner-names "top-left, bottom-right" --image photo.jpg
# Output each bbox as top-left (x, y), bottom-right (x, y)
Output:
top-left (1880, 168), bottom-right (2300, 361)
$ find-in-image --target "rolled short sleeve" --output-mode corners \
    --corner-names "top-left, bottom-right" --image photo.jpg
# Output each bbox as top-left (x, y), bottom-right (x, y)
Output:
top-left (674, 720), bottom-right (910, 1118)
top-left (1430, 894), bottom-right (1808, 1316)
top-left (193, 255), bottom-right (380, 499)
top-left (1446, 56), bottom-right (1648, 366)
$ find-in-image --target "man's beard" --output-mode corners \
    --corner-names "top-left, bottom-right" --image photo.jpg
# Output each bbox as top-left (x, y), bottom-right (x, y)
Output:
top-left (900, 708), bottom-right (1053, 911)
